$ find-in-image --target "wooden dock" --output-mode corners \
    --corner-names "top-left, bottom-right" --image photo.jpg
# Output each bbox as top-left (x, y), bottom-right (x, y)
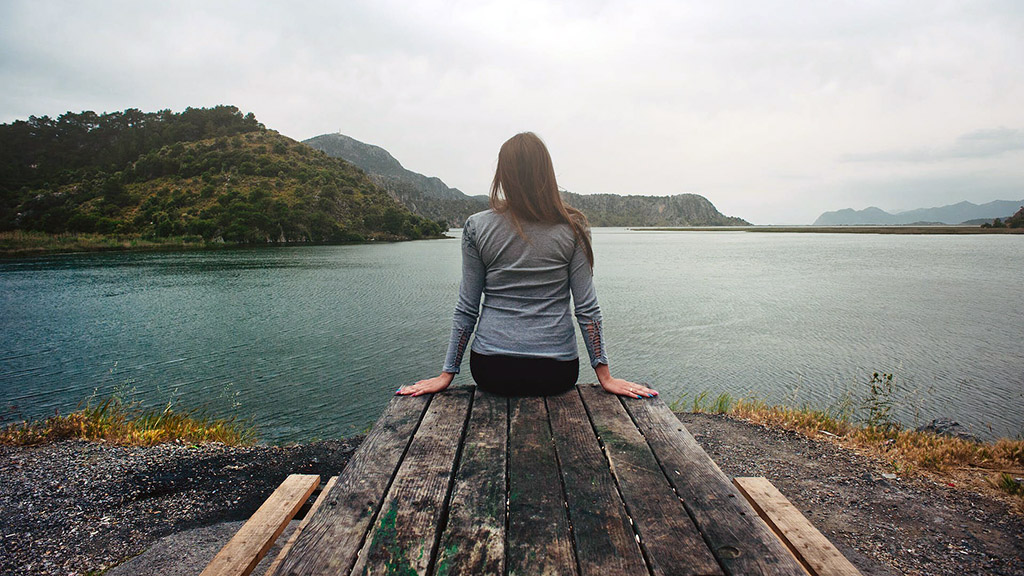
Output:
top-left (203, 384), bottom-right (862, 576)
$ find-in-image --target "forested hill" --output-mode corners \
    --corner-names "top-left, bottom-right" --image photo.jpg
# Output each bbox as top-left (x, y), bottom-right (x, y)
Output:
top-left (560, 191), bottom-right (750, 227)
top-left (0, 107), bottom-right (445, 244)
top-left (304, 133), bottom-right (486, 226)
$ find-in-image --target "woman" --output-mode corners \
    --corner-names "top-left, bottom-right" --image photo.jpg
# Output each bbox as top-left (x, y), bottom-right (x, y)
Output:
top-left (398, 132), bottom-right (657, 399)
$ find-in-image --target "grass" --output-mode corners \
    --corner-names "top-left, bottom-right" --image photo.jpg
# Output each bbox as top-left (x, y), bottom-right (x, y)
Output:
top-left (671, 382), bottom-right (1024, 505)
top-left (0, 228), bottom-right (444, 259)
top-left (0, 396), bottom-right (256, 447)
top-left (0, 230), bottom-right (229, 257)
top-left (996, 473), bottom-right (1024, 497)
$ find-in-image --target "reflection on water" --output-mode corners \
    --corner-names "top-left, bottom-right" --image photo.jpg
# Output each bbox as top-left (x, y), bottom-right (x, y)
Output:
top-left (1, 231), bottom-right (1022, 442)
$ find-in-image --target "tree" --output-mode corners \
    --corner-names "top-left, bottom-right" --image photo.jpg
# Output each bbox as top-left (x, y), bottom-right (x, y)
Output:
top-left (1006, 207), bottom-right (1024, 228)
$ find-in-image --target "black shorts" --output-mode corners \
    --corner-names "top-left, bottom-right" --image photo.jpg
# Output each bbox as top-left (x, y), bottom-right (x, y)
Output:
top-left (470, 350), bottom-right (579, 396)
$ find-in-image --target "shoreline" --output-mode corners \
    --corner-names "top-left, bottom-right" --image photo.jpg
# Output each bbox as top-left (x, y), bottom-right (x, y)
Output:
top-left (636, 225), bottom-right (1024, 234)
top-left (5, 224), bottom-right (1020, 259)
top-left (0, 230), bottom-right (452, 258)
top-left (1, 412), bottom-right (1021, 575)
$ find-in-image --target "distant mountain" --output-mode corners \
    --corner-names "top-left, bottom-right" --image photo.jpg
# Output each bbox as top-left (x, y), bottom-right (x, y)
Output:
top-left (304, 133), bottom-right (485, 226)
top-left (304, 132), bottom-right (750, 227)
top-left (814, 199), bottom-right (1024, 225)
top-left (560, 191), bottom-right (750, 227)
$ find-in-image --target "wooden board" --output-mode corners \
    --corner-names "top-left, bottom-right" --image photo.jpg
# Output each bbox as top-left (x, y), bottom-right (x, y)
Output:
top-left (202, 474), bottom-right (320, 576)
top-left (579, 384), bottom-right (722, 576)
top-left (435, 390), bottom-right (508, 576)
top-left (273, 393), bottom-right (432, 576)
top-left (546, 388), bottom-right (648, 576)
top-left (622, 397), bottom-right (807, 576)
top-left (734, 477), bottom-right (862, 576)
top-left (350, 387), bottom-right (474, 576)
top-left (507, 396), bottom-right (579, 576)
top-left (265, 476), bottom-right (338, 576)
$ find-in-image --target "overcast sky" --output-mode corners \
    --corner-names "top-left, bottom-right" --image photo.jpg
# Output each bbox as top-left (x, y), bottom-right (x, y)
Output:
top-left (2, 1), bottom-right (1022, 223)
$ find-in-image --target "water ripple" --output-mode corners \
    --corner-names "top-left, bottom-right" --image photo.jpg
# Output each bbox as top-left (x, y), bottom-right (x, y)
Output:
top-left (1, 234), bottom-right (1022, 441)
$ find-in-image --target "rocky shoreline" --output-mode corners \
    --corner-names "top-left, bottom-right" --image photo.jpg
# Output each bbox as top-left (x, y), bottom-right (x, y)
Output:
top-left (1, 413), bottom-right (1021, 576)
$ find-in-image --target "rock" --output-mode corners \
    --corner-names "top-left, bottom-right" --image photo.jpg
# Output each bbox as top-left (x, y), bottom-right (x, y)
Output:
top-left (915, 419), bottom-right (980, 443)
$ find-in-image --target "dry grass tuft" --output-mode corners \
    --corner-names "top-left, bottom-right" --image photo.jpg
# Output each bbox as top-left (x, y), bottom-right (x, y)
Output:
top-left (993, 473), bottom-right (1024, 497)
top-left (0, 397), bottom-right (256, 446)
top-left (729, 398), bottom-right (856, 438)
top-left (674, 388), bottom-right (1024, 505)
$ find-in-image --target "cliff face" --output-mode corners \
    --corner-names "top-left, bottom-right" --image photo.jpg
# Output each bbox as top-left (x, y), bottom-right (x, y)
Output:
top-left (561, 191), bottom-right (750, 227)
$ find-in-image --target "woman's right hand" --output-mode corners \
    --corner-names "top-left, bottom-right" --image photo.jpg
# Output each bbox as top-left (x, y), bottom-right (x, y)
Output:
top-left (397, 372), bottom-right (454, 396)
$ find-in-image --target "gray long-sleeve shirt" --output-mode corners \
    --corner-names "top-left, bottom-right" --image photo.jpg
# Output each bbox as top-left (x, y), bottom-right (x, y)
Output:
top-left (443, 209), bottom-right (608, 373)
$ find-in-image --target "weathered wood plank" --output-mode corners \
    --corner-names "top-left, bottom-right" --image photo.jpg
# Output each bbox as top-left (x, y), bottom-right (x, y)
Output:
top-left (350, 387), bottom-right (473, 576)
top-left (621, 396), bottom-right (806, 576)
top-left (579, 385), bottom-right (722, 576)
top-left (273, 393), bottom-right (432, 576)
top-left (435, 390), bottom-right (508, 576)
top-left (266, 476), bottom-right (339, 576)
top-left (546, 389), bottom-right (649, 576)
top-left (202, 474), bottom-right (320, 576)
top-left (507, 396), bottom-right (579, 576)
top-left (734, 477), bottom-right (861, 576)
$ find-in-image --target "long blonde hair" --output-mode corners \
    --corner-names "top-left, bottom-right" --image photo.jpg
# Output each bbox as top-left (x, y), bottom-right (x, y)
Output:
top-left (489, 132), bottom-right (594, 267)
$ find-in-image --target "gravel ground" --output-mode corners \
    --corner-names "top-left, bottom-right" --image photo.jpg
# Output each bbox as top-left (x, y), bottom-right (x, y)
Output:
top-left (0, 439), bottom-right (358, 575)
top-left (1, 414), bottom-right (1021, 575)
top-left (682, 412), bottom-right (1024, 576)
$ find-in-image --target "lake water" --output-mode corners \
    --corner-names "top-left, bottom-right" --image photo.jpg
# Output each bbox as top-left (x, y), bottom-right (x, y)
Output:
top-left (1, 230), bottom-right (1021, 442)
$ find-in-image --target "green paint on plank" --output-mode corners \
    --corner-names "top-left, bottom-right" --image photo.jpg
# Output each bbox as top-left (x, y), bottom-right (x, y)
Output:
top-left (434, 543), bottom-right (459, 576)
top-left (363, 499), bottom-right (417, 576)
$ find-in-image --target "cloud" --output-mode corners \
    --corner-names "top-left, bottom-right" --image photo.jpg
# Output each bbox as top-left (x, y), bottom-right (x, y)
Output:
top-left (1, 0), bottom-right (1024, 224)
top-left (951, 128), bottom-right (1024, 158)
top-left (842, 128), bottom-right (1024, 163)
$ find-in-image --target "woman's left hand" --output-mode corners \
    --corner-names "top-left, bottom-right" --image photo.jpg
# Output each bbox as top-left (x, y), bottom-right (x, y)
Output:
top-left (396, 372), bottom-right (455, 396)
top-left (595, 363), bottom-right (657, 398)
top-left (600, 377), bottom-right (659, 398)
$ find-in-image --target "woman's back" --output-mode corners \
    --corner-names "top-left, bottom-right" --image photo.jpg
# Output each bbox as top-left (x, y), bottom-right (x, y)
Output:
top-left (461, 209), bottom-right (600, 363)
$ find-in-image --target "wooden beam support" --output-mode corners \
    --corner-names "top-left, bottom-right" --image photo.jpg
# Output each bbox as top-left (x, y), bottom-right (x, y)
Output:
top-left (265, 476), bottom-right (339, 576)
top-left (733, 477), bottom-right (862, 576)
top-left (202, 473), bottom-right (320, 576)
